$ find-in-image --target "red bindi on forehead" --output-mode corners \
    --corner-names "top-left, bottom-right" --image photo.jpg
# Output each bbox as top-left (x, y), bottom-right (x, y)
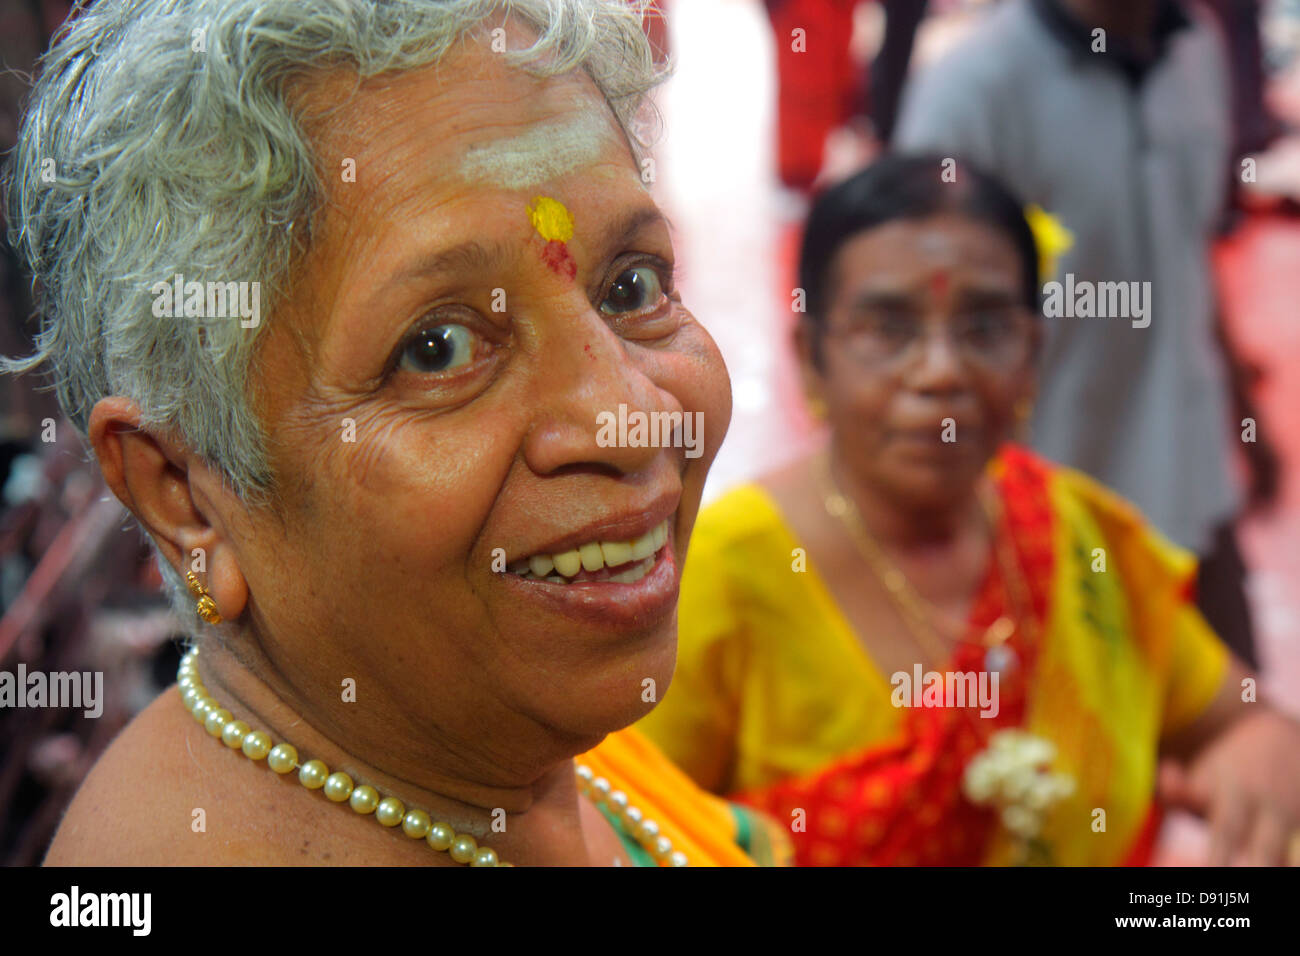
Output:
top-left (528, 196), bottom-right (578, 282)
top-left (540, 239), bottom-right (577, 280)
top-left (928, 269), bottom-right (951, 300)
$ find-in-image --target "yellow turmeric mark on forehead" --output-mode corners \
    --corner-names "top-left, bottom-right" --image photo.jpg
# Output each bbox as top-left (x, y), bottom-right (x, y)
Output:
top-left (527, 196), bottom-right (574, 243)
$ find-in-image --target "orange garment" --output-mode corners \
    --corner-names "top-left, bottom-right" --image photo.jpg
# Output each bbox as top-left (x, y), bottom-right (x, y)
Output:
top-left (578, 726), bottom-right (790, 866)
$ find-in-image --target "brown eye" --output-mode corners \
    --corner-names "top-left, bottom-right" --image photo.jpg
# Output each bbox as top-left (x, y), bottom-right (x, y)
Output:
top-left (870, 311), bottom-right (916, 342)
top-left (397, 324), bottom-right (476, 374)
top-left (959, 310), bottom-right (1017, 346)
top-left (600, 265), bottom-right (663, 316)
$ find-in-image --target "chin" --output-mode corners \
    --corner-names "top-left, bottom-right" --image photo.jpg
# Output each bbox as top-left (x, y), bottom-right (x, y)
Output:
top-left (885, 462), bottom-right (980, 510)
top-left (534, 615), bottom-right (679, 743)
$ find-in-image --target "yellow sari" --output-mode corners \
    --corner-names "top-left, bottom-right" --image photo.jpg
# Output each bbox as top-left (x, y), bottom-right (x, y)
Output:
top-left (636, 444), bottom-right (1229, 865)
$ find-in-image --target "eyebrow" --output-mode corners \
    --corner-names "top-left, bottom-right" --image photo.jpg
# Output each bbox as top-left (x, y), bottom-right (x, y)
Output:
top-left (847, 289), bottom-right (914, 310)
top-left (954, 286), bottom-right (1018, 304)
top-left (386, 237), bottom-right (517, 289)
top-left (590, 204), bottom-right (674, 265)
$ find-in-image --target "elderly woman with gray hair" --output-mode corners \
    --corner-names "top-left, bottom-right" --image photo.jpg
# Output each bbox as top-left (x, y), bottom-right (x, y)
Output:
top-left (3, 0), bottom-right (785, 866)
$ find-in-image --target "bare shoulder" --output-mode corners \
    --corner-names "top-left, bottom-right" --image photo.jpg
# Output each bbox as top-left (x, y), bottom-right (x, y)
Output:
top-left (44, 685), bottom-right (298, 865)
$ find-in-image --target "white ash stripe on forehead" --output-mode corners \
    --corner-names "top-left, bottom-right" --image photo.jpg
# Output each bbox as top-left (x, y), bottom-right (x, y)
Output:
top-left (457, 111), bottom-right (610, 189)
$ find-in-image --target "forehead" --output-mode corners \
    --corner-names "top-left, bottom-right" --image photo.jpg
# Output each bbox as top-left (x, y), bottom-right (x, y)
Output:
top-left (834, 215), bottom-right (1022, 280)
top-left (295, 38), bottom-right (633, 201)
top-left (277, 36), bottom-right (640, 317)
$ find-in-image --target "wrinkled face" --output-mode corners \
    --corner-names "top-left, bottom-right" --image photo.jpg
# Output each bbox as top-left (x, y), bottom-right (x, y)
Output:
top-left (806, 215), bottom-right (1038, 509)
top-left (232, 26), bottom-right (731, 768)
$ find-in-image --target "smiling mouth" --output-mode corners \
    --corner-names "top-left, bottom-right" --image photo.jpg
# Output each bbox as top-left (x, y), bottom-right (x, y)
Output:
top-left (506, 519), bottom-right (671, 585)
top-left (891, 424), bottom-right (981, 441)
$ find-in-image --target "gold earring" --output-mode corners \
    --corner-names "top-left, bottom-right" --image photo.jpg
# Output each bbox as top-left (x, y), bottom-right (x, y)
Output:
top-left (806, 395), bottom-right (828, 421)
top-left (185, 570), bottom-right (223, 625)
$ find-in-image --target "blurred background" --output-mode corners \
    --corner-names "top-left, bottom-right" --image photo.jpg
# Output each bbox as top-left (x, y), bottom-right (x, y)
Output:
top-left (2, 0), bottom-right (1298, 865)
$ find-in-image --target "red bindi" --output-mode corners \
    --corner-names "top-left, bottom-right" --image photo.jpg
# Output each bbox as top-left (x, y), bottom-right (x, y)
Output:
top-left (540, 239), bottom-right (576, 280)
top-left (929, 269), bottom-right (951, 300)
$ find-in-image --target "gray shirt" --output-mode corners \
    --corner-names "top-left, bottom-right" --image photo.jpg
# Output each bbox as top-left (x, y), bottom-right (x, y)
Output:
top-left (895, 0), bottom-right (1238, 554)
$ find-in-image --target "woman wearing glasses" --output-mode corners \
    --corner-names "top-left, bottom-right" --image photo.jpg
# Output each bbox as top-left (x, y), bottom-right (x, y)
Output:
top-left (638, 154), bottom-right (1300, 866)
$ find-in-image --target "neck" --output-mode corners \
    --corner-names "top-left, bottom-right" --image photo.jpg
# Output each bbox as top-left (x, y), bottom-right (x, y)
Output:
top-left (827, 446), bottom-right (986, 552)
top-left (192, 639), bottom-right (598, 865)
top-left (1060, 0), bottom-right (1158, 44)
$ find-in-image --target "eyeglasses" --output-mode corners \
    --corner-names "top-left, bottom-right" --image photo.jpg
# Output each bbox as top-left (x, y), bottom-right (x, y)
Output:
top-left (822, 307), bottom-right (1034, 371)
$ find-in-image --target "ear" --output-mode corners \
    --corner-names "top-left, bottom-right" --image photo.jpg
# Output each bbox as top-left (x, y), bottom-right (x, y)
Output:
top-left (87, 396), bottom-right (250, 623)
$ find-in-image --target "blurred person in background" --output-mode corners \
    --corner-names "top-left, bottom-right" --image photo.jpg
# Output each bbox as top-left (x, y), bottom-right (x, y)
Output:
top-left (893, 0), bottom-right (1277, 668)
top-left (764, 0), bottom-right (862, 192)
top-left (1203, 0), bottom-right (1288, 166)
top-left (636, 155), bottom-right (1300, 866)
top-left (762, 0), bottom-right (932, 192)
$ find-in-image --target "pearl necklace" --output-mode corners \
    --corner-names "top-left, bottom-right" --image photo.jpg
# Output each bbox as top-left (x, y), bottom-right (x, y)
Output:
top-left (176, 648), bottom-right (688, 866)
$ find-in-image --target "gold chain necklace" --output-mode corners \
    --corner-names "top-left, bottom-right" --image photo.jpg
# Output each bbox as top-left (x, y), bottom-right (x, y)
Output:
top-left (815, 451), bottom-right (1037, 671)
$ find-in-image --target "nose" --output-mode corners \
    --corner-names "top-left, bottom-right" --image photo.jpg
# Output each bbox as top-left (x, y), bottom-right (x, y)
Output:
top-left (521, 309), bottom-right (676, 478)
top-left (905, 320), bottom-right (968, 395)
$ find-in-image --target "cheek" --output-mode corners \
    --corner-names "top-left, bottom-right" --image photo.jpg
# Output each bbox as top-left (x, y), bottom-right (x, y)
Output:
top-left (285, 403), bottom-right (512, 595)
top-left (826, 360), bottom-right (892, 432)
top-left (974, 373), bottom-right (1024, 427)
top-left (654, 317), bottom-right (733, 462)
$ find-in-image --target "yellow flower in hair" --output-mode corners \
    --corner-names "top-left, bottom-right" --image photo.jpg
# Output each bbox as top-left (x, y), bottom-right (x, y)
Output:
top-left (1024, 204), bottom-right (1074, 281)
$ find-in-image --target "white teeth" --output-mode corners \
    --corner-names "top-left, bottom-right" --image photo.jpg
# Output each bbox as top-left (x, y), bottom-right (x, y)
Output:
top-left (601, 541), bottom-right (634, 567)
top-left (629, 527), bottom-right (657, 562)
top-left (579, 542), bottom-right (604, 572)
top-left (512, 519), bottom-right (670, 582)
top-left (608, 556), bottom-right (655, 584)
top-left (553, 550), bottom-right (582, 577)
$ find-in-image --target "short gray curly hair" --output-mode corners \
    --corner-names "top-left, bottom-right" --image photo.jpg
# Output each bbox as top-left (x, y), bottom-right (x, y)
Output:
top-left (2, 0), bottom-right (666, 632)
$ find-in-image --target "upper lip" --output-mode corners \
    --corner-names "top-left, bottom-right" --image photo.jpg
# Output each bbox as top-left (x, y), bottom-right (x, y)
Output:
top-left (511, 489), bottom-right (679, 561)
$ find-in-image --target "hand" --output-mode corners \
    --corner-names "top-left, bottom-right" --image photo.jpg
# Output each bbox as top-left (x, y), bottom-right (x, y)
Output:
top-left (1157, 709), bottom-right (1300, 865)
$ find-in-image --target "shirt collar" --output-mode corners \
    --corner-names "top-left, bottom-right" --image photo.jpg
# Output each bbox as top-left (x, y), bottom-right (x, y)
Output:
top-left (1030, 0), bottom-right (1191, 84)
